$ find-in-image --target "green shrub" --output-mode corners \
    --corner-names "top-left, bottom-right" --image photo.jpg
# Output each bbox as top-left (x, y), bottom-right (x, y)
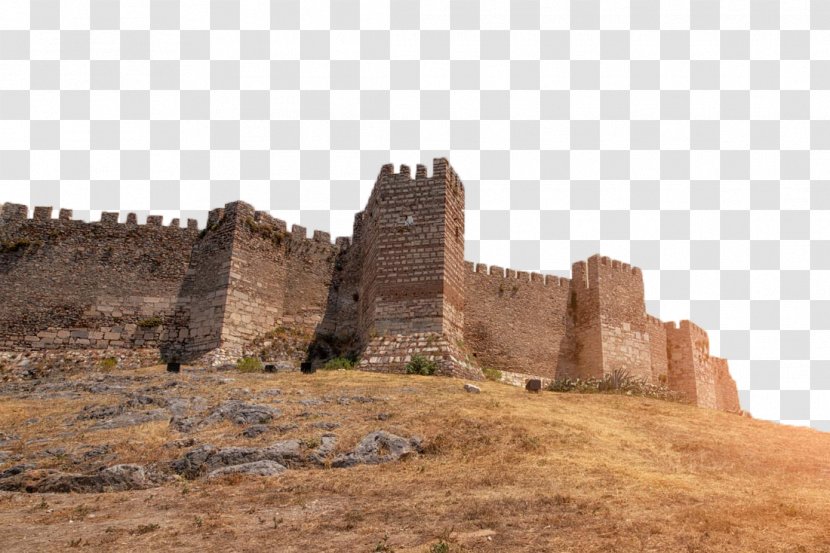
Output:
top-left (136, 316), bottom-right (163, 328)
top-left (1, 239), bottom-right (38, 253)
top-left (236, 357), bottom-right (263, 373)
top-left (482, 367), bottom-right (502, 382)
top-left (405, 354), bottom-right (437, 376)
top-left (322, 356), bottom-right (356, 370)
top-left (430, 542), bottom-right (450, 553)
top-left (100, 357), bottom-right (117, 370)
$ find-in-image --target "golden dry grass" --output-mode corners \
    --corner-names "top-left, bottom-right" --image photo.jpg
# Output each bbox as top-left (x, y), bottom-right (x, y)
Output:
top-left (0, 367), bottom-right (829, 552)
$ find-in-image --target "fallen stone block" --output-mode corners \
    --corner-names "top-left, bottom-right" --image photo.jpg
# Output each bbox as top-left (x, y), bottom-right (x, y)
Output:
top-left (464, 383), bottom-right (481, 394)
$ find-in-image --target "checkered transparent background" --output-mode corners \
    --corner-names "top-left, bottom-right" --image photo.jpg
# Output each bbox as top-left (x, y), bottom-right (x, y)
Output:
top-left (1, 0), bottom-right (829, 428)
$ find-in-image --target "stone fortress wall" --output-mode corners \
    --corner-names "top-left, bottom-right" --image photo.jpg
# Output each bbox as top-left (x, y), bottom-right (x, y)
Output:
top-left (0, 159), bottom-right (740, 412)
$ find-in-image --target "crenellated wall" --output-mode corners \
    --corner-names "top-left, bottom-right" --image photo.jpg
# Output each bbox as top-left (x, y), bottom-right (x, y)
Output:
top-left (463, 262), bottom-right (572, 379)
top-left (0, 203), bottom-right (198, 358)
top-left (355, 159), bottom-right (478, 378)
top-left (664, 320), bottom-right (739, 412)
top-left (0, 160), bottom-right (740, 412)
top-left (572, 255), bottom-right (653, 381)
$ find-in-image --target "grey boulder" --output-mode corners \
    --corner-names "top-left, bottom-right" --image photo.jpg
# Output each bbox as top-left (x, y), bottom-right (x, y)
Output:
top-left (29, 464), bottom-right (160, 493)
top-left (207, 460), bottom-right (286, 479)
top-left (332, 431), bottom-right (422, 468)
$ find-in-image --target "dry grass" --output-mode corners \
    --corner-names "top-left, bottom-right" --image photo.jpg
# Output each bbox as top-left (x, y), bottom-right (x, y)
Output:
top-left (0, 367), bottom-right (829, 552)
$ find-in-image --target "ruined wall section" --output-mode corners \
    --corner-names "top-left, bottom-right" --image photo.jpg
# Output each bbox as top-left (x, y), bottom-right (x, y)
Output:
top-left (463, 263), bottom-right (571, 379)
top-left (0, 203), bottom-right (197, 355)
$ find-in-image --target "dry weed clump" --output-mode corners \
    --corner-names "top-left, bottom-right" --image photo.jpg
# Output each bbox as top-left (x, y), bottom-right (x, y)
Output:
top-left (547, 368), bottom-right (686, 402)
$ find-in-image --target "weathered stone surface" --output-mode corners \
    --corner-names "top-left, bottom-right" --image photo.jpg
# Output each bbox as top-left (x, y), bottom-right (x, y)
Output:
top-left (464, 383), bottom-right (481, 394)
top-left (0, 464), bottom-right (33, 481)
top-left (207, 460), bottom-right (286, 479)
top-left (201, 400), bottom-right (281, 426)
top-left (312, 421), bottom-right (340, 430)
top-left (171, 439), bottom-right (305, 478)
top-left (91, 409), bottom-right (169, 430)
top-left (332, 431), bottom-right (422, 469)
top-left (241, 424), bottom-right (271, 438)
top-left (26, 464), bottom-right (160, 493)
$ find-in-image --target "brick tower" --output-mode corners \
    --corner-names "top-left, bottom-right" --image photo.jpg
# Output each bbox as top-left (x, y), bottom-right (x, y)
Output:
top-left (569, 254), bottom-right (653, 381)
top-left (355, 158), bottom-right (480, 379)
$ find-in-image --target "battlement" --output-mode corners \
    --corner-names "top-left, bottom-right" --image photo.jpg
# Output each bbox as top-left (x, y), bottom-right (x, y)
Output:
top-left (1, 202), bottom-right (199, 233)
top-left (466, 262), bottom-right (569, 288)
top-left (571, 254), bottom-right (643, 290)
top-left (645, 314), bottom-right (663, 326)
top-left (375, 158), bottom-right (462, 184)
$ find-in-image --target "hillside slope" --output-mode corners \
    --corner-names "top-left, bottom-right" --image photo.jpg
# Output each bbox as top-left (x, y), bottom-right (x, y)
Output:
top-left (0, 367), bottom-right (828, 552)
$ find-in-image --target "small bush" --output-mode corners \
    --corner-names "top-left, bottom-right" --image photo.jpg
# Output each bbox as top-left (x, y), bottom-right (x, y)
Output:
top-left (1, 239), bottom-right (38, 253)
top-left (482, 367), bottom-right (502, 382)
top-left (236, 357), bottom-right (263, 373)
top-left (100, 357), bottom-right (117, 370)
top-left (430, 542), bottom-right (450, 553)
top-left (405, 354), bottom-right (437, 376)
top-left (136, 316), bottom-right (163, 328)
top-left (322, 356), bottom-right (356, 370)
top-left (244, 216), bottom-right (288, 246)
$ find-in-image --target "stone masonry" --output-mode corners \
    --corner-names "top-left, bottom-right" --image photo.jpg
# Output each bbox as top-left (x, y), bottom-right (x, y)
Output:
top-left (0, 159), bottom-right (740, 412)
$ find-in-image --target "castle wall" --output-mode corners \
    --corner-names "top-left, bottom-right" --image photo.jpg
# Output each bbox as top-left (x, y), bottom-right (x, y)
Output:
top-left (179, 202), bottom-right (342, 366)
top-left (164, 205), bottom-right (236, 362)
top-left (665, 320), bottom-right (722, 409)
top-left (646, 315), bottom-right (669, 384)
top-left (219, 204), bottom-right (290, 353)
top-left (282, 226), bottom-right (338, 331)
top-left (714, 358), bottom-right (741, 412)
top-left (569, 260), bottom-right (604, 379)
top-left (572, 255), bottom-right (653, 381)
top-left (463, 263), bottom-right (571, 379)
top-left (0, 161), bottom-right (740, 413)
top-left (441, 160), bottom-right (467, 343)
top-left (360, 162), bottom-right (450, 337)
top-left (0, 203), bottom-right (197, 355)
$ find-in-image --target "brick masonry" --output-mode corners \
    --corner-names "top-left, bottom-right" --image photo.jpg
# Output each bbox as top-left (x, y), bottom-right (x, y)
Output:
top-left (0, 159), bottom-right (739, 412)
